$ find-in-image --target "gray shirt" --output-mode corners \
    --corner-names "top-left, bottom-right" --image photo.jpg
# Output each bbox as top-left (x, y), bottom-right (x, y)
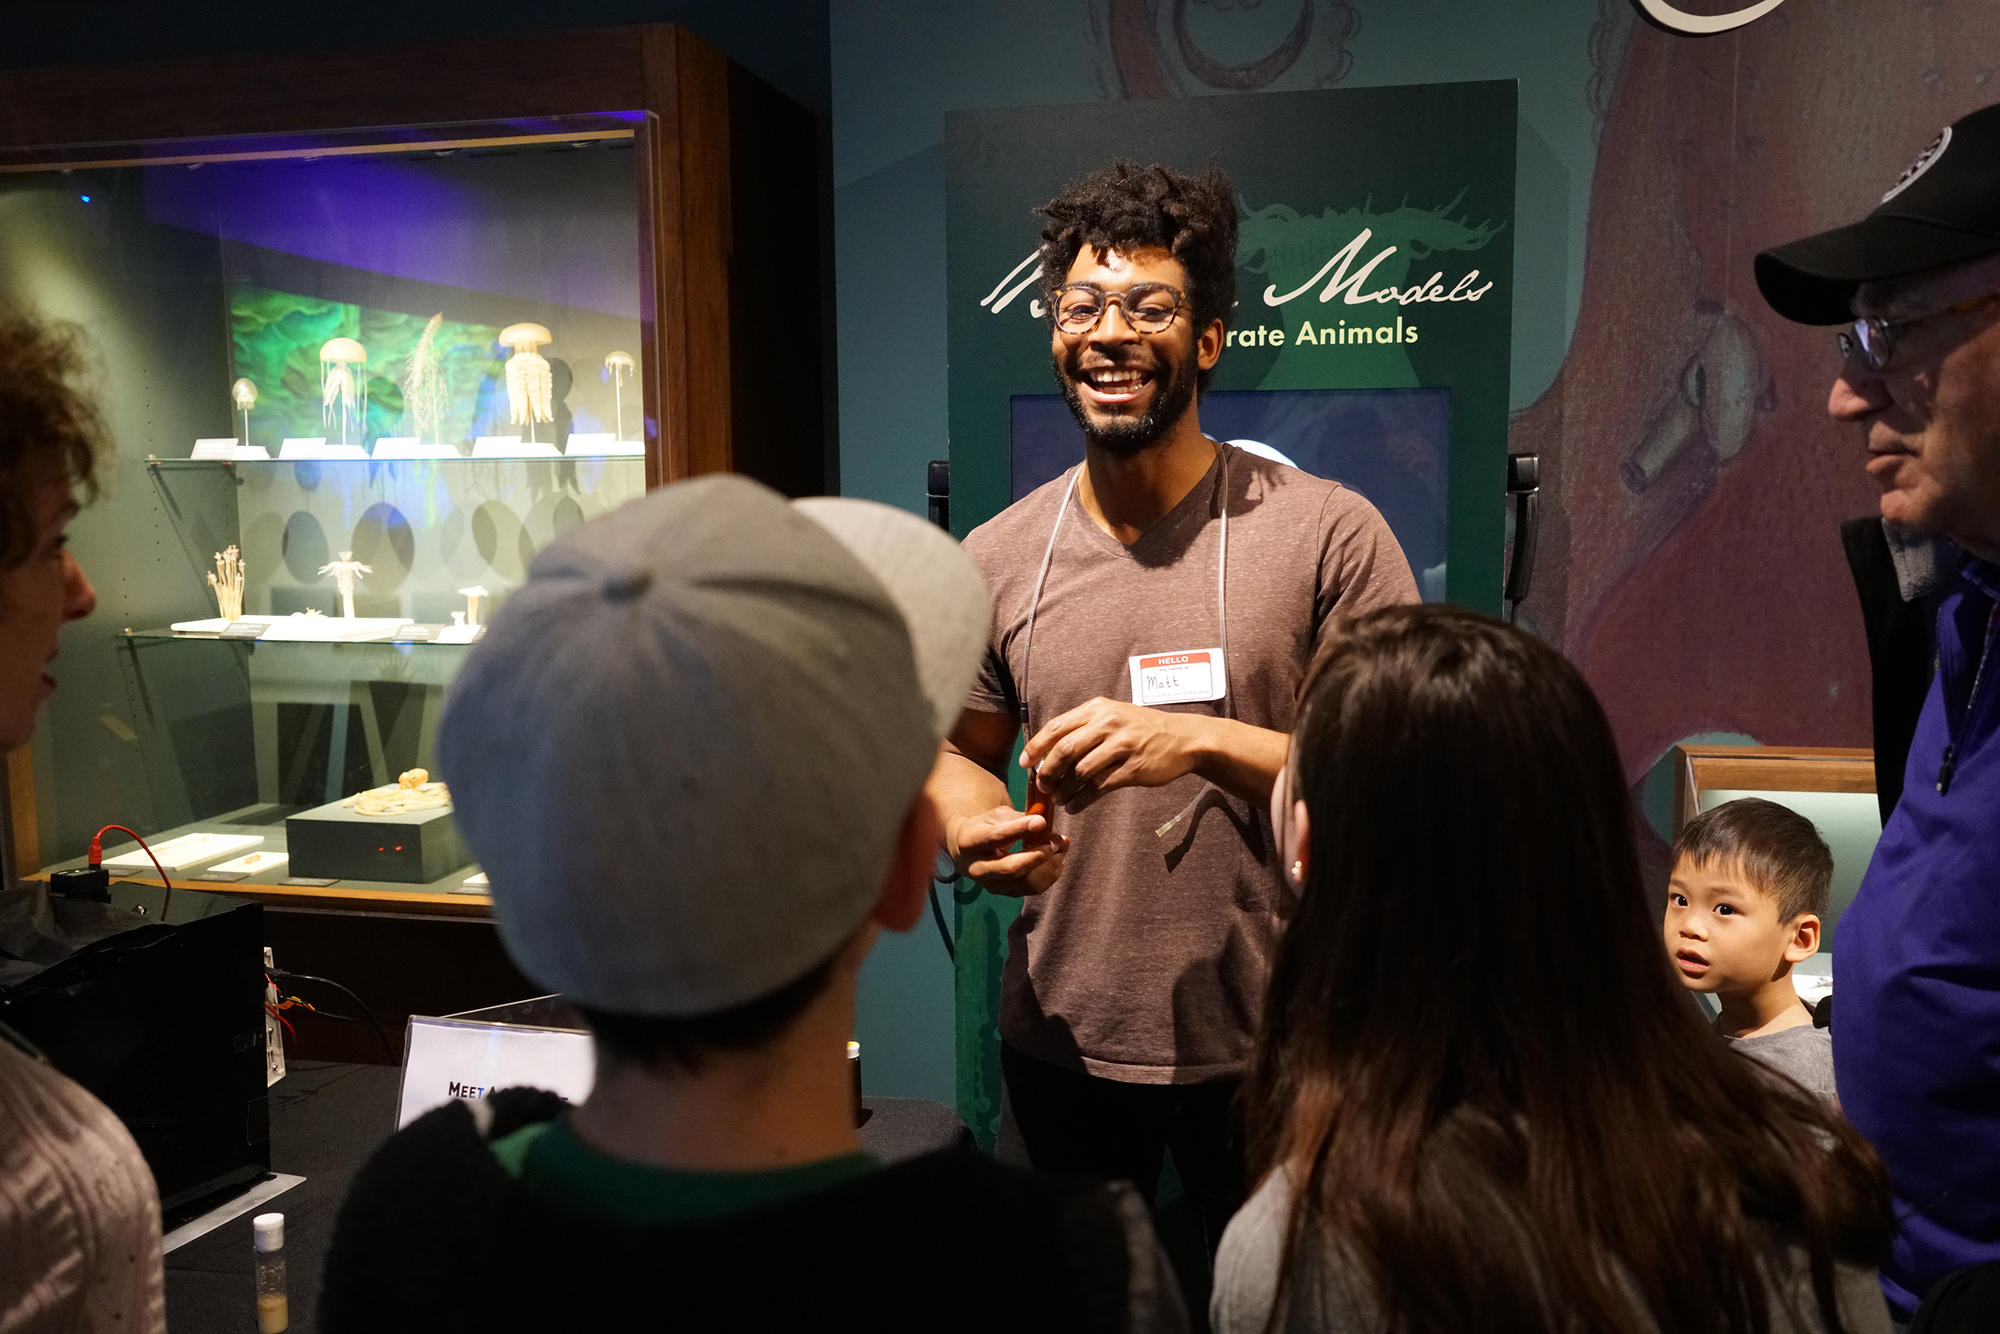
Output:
top-left (1213, 1171), bottom-right (1890, 1334)
top-left (1726, 1023), bottom-right (1838, 1103)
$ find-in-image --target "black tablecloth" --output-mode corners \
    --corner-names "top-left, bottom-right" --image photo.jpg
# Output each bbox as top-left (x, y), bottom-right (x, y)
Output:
top-left (164, 1061), bottom-right (971, 1332)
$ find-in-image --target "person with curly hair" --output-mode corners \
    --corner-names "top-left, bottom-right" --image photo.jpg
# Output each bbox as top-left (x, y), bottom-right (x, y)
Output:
top-left (927, 161), bottom-right (1417, 1296)
top-left (0, 311), bottom-right (101, 752)
top-left (1216, 605), bottom-right (1893, 1334)
top-left (0, 308), bottom-right (165, 1333)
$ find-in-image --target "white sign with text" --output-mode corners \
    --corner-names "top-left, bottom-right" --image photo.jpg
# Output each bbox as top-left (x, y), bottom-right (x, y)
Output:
top-left (397, 1016), bottom-right (596, 1127)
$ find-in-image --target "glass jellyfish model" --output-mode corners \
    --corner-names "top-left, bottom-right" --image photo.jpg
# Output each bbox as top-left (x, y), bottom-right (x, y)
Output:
top-left (230, 378), bottom-right (258, 451)
top-left (501, 323), bottom-right (554, 444)
top-left (603, 349), bottom-right (635, 441)
top-left (402, 313), bottom-right (449, 448)
top-left (319, 337), bottom-right (369, 450)
top-left (318, 550), bottom-right (372, 620)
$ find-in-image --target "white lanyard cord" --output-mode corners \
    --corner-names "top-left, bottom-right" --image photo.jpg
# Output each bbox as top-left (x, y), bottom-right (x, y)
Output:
top-left (1214, 444), bottom-right (1230, 718)
top-left (1017, 444), bottom-right (1232, 839)
top-left (1157, 443), bottom-right (1228, 837)
top-left (1021, 444), bottom-right (1230, 714)
top-left (1018, 463), bottom-right (1083, 716)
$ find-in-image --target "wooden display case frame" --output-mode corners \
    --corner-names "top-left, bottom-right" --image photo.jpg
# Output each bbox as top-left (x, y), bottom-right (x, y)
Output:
top-left (1671, 744), bottom-right (1876, 834)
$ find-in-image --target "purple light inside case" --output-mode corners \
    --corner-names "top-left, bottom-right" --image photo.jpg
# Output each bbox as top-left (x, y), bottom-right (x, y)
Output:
top-left (139, 130), bottom-right (642, 318)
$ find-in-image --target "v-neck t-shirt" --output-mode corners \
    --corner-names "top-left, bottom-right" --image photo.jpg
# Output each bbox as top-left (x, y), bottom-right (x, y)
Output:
top-left (962, 444), bottom-right (1418, 1082)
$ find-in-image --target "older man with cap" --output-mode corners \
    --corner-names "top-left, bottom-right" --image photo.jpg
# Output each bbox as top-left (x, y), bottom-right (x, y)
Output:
top-left (317, 476), bottom-right (1186, 1333)
top-left (1756, 101), bottom-right (2000, 1319)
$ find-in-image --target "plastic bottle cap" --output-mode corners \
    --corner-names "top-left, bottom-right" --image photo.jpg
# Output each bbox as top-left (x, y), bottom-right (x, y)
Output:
top-left (253, 1212), bottom-right (285, 1252)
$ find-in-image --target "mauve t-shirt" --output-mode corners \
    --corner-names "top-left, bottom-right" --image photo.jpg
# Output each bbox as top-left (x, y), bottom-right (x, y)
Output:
top-left (963, 445), bottom-right (1417, 1083)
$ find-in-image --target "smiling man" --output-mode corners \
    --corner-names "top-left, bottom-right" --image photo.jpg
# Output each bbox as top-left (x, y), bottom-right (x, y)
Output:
top-left (1756, 101), bottom-right (2000, 1319)
top-left (927, 161), bottom-right (1416, 1291)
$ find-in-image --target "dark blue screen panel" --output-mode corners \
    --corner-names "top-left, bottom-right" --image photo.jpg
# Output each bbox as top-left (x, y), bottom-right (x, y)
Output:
top-left (1009, 387), bottom-right (1450, 598)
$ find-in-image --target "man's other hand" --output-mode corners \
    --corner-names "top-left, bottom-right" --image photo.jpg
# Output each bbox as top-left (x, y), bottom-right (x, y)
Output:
top-left (949, 806), bottom-right (1069, 897)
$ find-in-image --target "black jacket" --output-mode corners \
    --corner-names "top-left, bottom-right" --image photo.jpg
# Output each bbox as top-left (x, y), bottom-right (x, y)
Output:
top-left (1840, 516), bottom-right (1943, 821)
top-left (318, 1088), bottom-right (1186, 1333)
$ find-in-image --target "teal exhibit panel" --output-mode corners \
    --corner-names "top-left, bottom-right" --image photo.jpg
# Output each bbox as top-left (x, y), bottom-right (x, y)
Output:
top-left (944, 81), bottom-right (1518, 1140)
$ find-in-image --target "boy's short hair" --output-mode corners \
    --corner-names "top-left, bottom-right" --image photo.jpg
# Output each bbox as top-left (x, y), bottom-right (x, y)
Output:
top-left (577, 952), bottom-right (840, 1076)
top-left (1672, 797), bottom-right (1833, 922)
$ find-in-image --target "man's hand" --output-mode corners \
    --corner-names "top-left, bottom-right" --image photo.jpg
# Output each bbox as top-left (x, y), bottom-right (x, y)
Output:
top-left (948, 805), bottom-right (1069, 897)
top-left (1021, 697), bottom-right (1201, 812)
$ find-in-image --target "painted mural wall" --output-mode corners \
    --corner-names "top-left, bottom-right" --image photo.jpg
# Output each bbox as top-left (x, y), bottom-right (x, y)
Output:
top-left (834, 0), bottom-right (2000, 1103)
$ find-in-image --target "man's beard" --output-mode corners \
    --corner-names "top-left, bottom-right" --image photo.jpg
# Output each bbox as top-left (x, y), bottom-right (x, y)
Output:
top-left (1055, 349), bottom-right (1197, 457)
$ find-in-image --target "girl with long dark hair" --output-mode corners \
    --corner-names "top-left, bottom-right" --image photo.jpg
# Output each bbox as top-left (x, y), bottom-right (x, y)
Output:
top-left (1213, 605), bottom-right (1893, 1334)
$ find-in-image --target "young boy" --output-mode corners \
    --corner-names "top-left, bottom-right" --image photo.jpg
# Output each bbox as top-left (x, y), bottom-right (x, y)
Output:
top-left (1664, 797), bottom-right (1835, 1101)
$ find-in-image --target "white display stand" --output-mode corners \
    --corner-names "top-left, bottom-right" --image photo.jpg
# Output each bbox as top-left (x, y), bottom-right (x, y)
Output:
top-left (563, 433), bottom-right (644, 458)
top-left (256, 616), bottom-right (412, 643)
top-left (278, 438), bottom-right (326, 459)
top-left (373, 438), bottom-right (462, 459)
top-left (397, 997), bottom-right (595, 1128)
top-left (472, 436), bottom-right (561, 459)
top-left (171, 614), bottom-right (279, 634)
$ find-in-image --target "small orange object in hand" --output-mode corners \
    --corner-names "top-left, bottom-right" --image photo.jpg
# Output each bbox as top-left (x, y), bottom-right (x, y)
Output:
top-left (1024, 776), bottom-right (1054, 843)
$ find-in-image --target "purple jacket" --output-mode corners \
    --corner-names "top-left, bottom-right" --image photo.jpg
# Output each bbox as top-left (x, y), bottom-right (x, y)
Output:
top-left (1836, 559), bottom-right (2000, 1317)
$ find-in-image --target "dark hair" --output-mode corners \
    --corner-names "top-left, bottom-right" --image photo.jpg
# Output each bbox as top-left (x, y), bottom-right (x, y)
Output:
top-left (577, 952), bottom-right (839, 1076)
top-left (1037, 161), bottom-right (1238, 388)
top-left (1246, 605), bottom-right (1890, 1334)
top-left (1673, 797), bottom-right (1832, 922)
top-left (0, 311), bottom-right (104, 570)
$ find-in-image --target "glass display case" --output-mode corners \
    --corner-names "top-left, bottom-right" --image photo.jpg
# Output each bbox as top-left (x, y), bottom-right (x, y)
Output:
top-left (0, 25), bottom-right (825, 1075)
top-left (0, 26), bottom-right (827, 933)
top-left (4, 115), bottom-right (652, 906)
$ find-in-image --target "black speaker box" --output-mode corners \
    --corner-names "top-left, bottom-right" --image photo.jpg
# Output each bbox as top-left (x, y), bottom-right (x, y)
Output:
top-left (0, 882), bottom-right (269, 1218)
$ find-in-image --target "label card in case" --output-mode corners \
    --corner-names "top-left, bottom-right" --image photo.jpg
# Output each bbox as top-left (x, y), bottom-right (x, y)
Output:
top-left (104, 831), bottom-right (262, 871)
top-left (209, 850), bottom-right (288, 876)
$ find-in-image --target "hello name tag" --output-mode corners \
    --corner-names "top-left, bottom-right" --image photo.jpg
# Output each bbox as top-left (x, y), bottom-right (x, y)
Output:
top-left (1129, 647), bottom-right (1227, 706)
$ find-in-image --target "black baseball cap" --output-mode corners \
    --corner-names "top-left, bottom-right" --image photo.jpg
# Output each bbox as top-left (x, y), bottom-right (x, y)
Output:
top-left (1756, 102), bottom-right (2000, 326)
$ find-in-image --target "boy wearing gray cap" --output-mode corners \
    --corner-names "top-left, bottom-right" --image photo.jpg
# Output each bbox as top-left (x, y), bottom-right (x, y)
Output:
top-left (318, 476), bottom-right (1185, 1332)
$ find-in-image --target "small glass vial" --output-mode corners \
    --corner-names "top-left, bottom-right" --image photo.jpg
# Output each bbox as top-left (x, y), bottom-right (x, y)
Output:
top-left (253, 1212), bottom-right (288, 1333)
top-left (847, 1040), bottom-right (862, 1126)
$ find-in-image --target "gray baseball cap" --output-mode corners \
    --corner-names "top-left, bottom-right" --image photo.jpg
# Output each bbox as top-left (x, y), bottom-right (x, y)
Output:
top-left (436, 474), bottom-right (991, 1017)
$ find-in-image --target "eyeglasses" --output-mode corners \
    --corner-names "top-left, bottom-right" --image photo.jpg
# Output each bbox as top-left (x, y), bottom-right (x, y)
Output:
top-left (1051, 282), bottom-right (1187, 335)
top-left (1838, 290), bottom-right (2000, 372)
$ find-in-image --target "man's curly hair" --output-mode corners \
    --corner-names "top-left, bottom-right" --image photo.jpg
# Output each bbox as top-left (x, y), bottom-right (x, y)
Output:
top-left (0, 311), bottom-right (103, 571)
top-left (1038, 162), bottom-right (1239, 386)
